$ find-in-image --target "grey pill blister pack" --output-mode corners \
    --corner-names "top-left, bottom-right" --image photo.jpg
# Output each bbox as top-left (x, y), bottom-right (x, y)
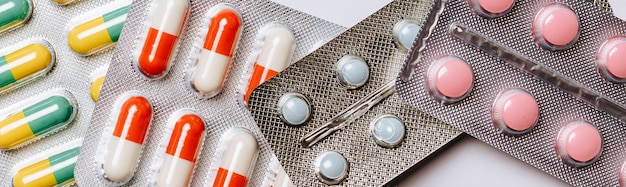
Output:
top-left (247, 0), bottom-right (462, 185)
top-left (396, 0), bottom-right (626, 186)
top-left (74, 0), bottom-right (345, 186)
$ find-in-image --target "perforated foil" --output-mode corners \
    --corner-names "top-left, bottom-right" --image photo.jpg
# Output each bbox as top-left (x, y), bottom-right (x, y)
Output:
top-left (246, 0), bottom-right (463, 186)
top-left (396, 0), bottom-right (624, 186)
top-left (74, 0), bottom-right (345, 186)
top-left (0, 0), bottom-right (125, 185)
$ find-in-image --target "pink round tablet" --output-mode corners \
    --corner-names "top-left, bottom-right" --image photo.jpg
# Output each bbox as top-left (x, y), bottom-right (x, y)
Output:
top-left (469, 0), bottom-right (515, 18)
top-left (426, 55), bottom-right (474, 104)
top-left (619, 161), bottom-right (626, 187)
top-left (556, 121), bottom-right (602, 167)
top-left (597, 36), bottom-right (626, 83)
top-left (532, 3), bottom-right (580, 51)
top-left (491, 88), bottom-right (539, 135)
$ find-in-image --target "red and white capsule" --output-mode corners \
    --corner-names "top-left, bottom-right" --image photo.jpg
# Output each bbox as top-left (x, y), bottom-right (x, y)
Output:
top-left (135, 0), bottom-right (189, 79)
top-left (243, 23), bottom-right (295, 103)
top-left (157, 110), bottom-right (205, 187)
top-left (212, 128), bottom-right (259, 187)
top-left (103, 92), bottom-right (153, 183)
top-left (189, 4), bottom-right (242, 98)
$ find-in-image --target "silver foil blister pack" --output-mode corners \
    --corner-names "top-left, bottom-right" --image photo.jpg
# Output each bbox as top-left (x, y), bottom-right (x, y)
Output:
top-left (74, 0), bottom-right (345, 186)
top-left (396, 0), bottom-right (626, 186)
top-left (247, 0), bottom-right (462, 185)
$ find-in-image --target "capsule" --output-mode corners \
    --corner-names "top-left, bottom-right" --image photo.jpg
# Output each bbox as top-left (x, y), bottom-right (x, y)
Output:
top-left (212, 129), bottom-right (259, 187)
top-left (51, 0), bottom-right (75, 5)
top-left (189, 5), bottom-right (242, 98)
top-left (0, 41), bottom-right (55, 92)
top-left (13, 146), bottom-right (80, 187)
top-left (0, 0), bottom-right (32, 34)
top-left (89, 66), bottom-right (108, 102)
top-left (67, 1), bottom-right (131, 56)
top-left (103, 93), bottom-right (153, 183)
top-left (157, 111), bottom-right (205, 187)
top-left (136, 0), bottom-right (189, 79)
top-left (0, 93), bottom-right (76, 150)
top-left (243, 24), bottom-right (295, 103)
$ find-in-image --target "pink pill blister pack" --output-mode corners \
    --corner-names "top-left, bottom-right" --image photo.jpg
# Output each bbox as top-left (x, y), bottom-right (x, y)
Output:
top-left (396, 0), bottom-right (626, 186)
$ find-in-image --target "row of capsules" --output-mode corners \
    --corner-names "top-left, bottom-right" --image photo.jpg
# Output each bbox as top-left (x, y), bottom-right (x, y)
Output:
top-left (92, 1), bottom-right (296, 186)
top-left (0, 0), bottom-right (132, 186)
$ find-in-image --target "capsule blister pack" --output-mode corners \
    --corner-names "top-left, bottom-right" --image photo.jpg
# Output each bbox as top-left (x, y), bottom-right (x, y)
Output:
top-left (395, 0), bottom-right (626, 186)
top-left (0, 0), bottom-right (131, 186)
top-left (247, 0), bottom-right (462, 185)
top-left (74, 0), bottom-right (346, 186)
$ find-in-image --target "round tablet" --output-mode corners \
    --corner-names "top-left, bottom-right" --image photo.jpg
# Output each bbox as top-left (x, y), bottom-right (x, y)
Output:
top-left (314, 151), bottom-right (349, 185)
top-left (370, 114), bottom-right (406, 148)
top-left (532, 3), bottom-right (580, 51)
top-left (491, 88), bottom-right (539, 136)
top-left (336, 55), bottom-right (370, 89)
top-left (619, 160), bottom-right (626, 187)
top-left (556, 121), bottom-right (602, 167)
top-left (597, 36), bottom-right (626, 83)
top-left (277, 92), bottom-right (312, 126)
top-left (468, 0), bottom-right (515, 18)
top-left (426, 55), bottom-right (474, 104)
top-left (392, 19), bottom-right (421, 50)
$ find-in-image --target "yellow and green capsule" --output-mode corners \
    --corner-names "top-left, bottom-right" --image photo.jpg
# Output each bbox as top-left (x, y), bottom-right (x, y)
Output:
top-left (51, 0), bottom-right (75, 5)
top-left (0, 0), bottom-right (32, 34)
top-left (0, 41), bottom-right (55, 92)
top-left (67, 1), bottom-right (131, 55)
top-left (13, 146), bottom-right (80, 187)
top-left (0, 92), bottom-right (77, 150)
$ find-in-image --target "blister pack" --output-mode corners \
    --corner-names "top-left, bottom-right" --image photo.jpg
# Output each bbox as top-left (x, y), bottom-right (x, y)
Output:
top-left (74, 0), bottom-right (346, 186)
top-left (395, 0), bottom-right (626, 186)
top-left (0, 0), bottom-right (131, 186)
top-left (247, 0), bottom-right (462, 185)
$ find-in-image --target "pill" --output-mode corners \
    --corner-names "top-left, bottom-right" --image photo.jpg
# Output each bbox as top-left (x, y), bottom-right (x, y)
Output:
top-left (90, 75), bottom-right (105, 102)
top-left (0, 41), bottom-right (55, 92)
top-left (103, 93), bottom-right (153, 183)
top-left (157, 111), bottom-right (205, 187)
top-left (190, 5), bottom-right (242, 98)
top-left (213, 129), bottom-right (259, 187)
top-left (243, 24), bottom-right (295, 103)
top-left (51, 0), bottom-right (75, 5)
top-left (0, 0), bottom-right (32, 34)
top-left (314, 151), bottom-right (348, 185)
top-left (426, 55), bottom-right (474, 104)
top-left (336, 55), bottom-right (370, 89)
top-left (620, 160), bottom-right (626, 187)
top-left (67, 2), bottom-right (131, 56)
top-left (13, 146), bottom-right (80, 187)
top-left (556, 121), bottom-right (602, 167)
top-left (272, 164), bottom-right (295, 187)
top-left (370, 114), bottom-right (405, 148)
top-left (277, 92), bottom-right (311, 126)
top-left (468, 0), bottom-right (515, 18)
top-left (0, 93), bottom-right (76, 150)
top-left (597, 36), bottom-right (626, 83)
top-left (532, 3), bottom-right (579, 51)
top-left (491, 88), bottom-right (539, 136)
top-left (392, 19), bottom-right (420, 50)
top-left (136, 0), bottom-right (189, 79)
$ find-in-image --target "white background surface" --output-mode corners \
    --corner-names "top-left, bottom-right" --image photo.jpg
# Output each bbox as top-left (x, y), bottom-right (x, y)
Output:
top-left (269, 0), bottom-right (392, 28)
top-left (609, 0), bottom-right (626, 21)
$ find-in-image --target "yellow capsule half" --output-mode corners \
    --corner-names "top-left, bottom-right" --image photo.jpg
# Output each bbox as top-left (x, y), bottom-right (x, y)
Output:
top-left (51, 0), bottom-right (75, 5)
top-left (90, 75), bottom-right (105, 102)
top-left (0, 41), bottom-right (55, 93)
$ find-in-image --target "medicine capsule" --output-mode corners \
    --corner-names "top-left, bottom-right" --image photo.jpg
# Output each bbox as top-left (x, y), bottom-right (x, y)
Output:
top-left (213, 129), bottom-right (259, 187)
top-left (157, 111), bottom-right (205, 187)
top-left (0, 93), bottom-right (76, 150)
top-left (190, 5), bottom-right (242, 98)
top-left (0, 0), bottom-right (32, 34)
top-left (243, 24), bottom-right (295, 103)
top-left (90, 75), bottom-right (105, 102)
top-left (13, 146), bottom-right (80, 187)
top-left (67, 2), bottom-right (131, 56)
top-left (51, 0), bottom-right (75, 5)
top-left (0, 41), bottom-right (55, 92)
top-left (136, 0), bottom-right (189, 79)
top-left (103, 93), bottom-right (153, 183)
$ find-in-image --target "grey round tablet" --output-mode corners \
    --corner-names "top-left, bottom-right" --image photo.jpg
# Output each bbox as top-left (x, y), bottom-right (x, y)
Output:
top-left (314, 151), bottom-right (349, 185)
top-left (370, 114), bottom-right (405, 148)
top-left (336, 55), bottom-right (370, 89)
top-left (393, 19), bottom-right (421, 50)
top-left (277, 92), bottom-right (312, 126)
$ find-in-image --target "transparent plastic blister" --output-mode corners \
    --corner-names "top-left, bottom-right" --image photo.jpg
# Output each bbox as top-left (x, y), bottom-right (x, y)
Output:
top-left (0, 39), bottom-right (56, 94)
top-left (11, 139), bottom-right (81, 187)
top-left (0, 0), bottom-right (33, 35)
top-left (75, 0), bottom-right (346, 186)
top-left (396, 0), bottom-right (626, 186)
top-left (89, 64), bottom-right (108, 102)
